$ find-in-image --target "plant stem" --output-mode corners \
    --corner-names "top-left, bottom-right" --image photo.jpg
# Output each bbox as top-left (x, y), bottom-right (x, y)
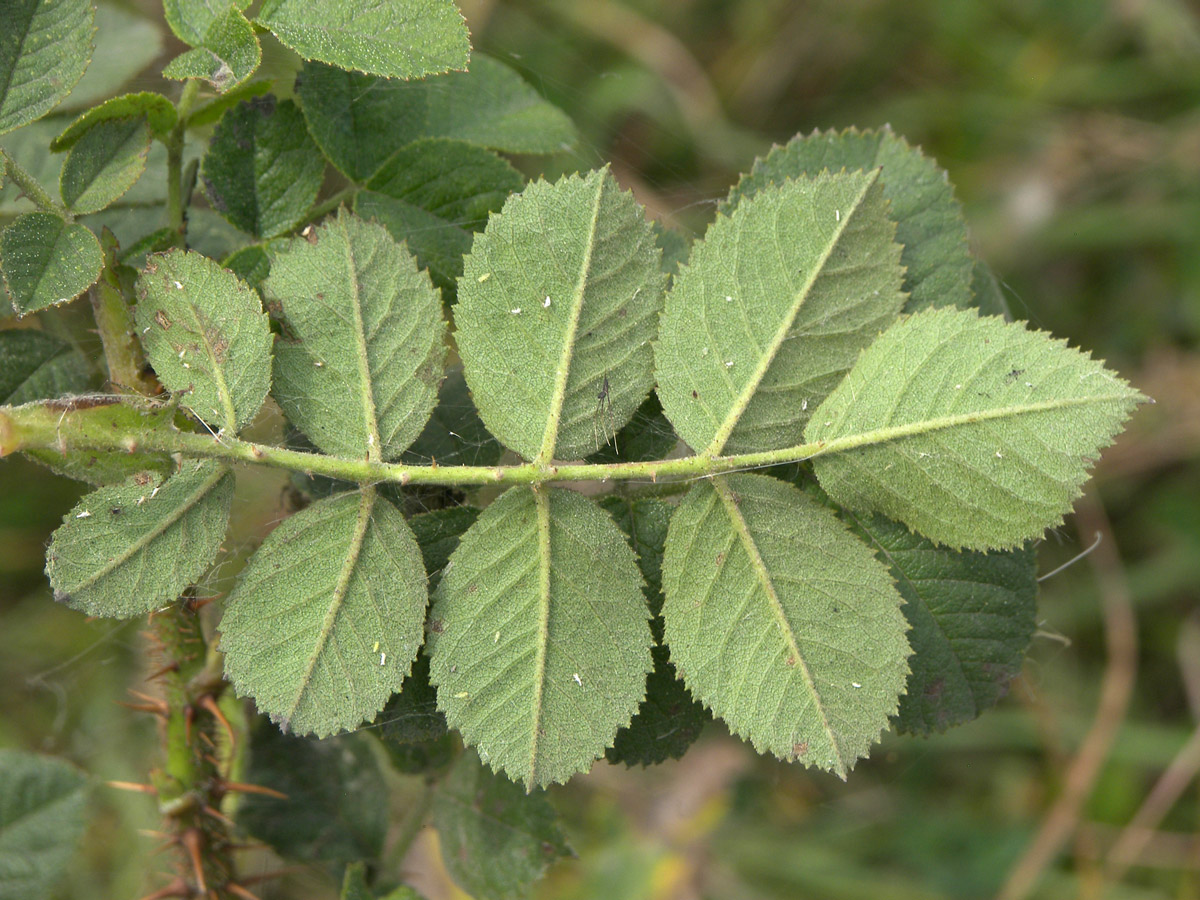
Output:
top-left (90, 240), bottom-right (157, 393)
top-left (0, 149), bottom-right (67, 216)
top-left (295, 187), bottom-right (357, 230)
top-left (166, 80), bottom-right (202, 248)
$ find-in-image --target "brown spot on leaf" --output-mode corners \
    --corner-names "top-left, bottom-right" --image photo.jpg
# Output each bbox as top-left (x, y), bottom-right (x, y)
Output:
top-left (786, 655), bottom-right (796, 667)
top-left (792, 742), bottom-right (808, 758)
top-left (155, 309), bottom-right (171, 329)
top-left (428, 619), bottom-right (444, 634)
top-left (715, 551), bottom-right (725, 566)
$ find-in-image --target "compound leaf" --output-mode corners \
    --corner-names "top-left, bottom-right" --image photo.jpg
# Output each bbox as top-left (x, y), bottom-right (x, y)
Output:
top-left (662, 473), bottom-right (909, 778)
top-left (806, 307), bottom-right (1146, 550)
top-left (842, 509), bottom-right (1037, 734)
top-left (0, 329), bottom-right (90, 405)
top-left (723, 127), bottom-right (973, 313)
top-left (256, 0), bottom-right (468, 80)
top-left (163, 0), bottom-right (246, 47)
top-left (0, 0), bottom-right (93, 136)
top-left (135, 249), bottom-right (272, 432)
top-left (456, 168), bottom-right (666, 462)
top-left (297, 54), bottom-right (575, 182)
top-left (162, 7), bottom-right (260, 93)
top-left (201, 96), bottom-right (324, 238)
top-left (432, 749), bottom-right (569, 900)
top-left (45, 460), bottom-right (234, 618)
top-left (59, 116), bottom-right (151, 215)
top-left (220, 489), bottom-right (428, 737)
top-left (655, 172), bottom-right (905, 455)
top-left (51, 92), bottom-right (176, 150)
top-left (429, 486), bottom-right (652, 789)
top-left (266, 210), bottom-right (446, 461)
top-left (2, 212), bottom-right (103, 315)
top-left (356, 137), bottom-right (522, 296)
top-left (0, 749), bottom-right (89, 900)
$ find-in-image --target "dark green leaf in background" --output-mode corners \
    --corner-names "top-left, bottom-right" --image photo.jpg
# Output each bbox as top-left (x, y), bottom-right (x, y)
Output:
top-left (806, 307), bottom-right (1146, 550)
top-left (0, 750), bottom-right (90, 900)
top-left (220, 489), bottom-right (428, 737)
top-left (45, 461), bottom-right (234, 618)
top-left (162, 7), bottom-right (261, 93)
top-left (0, 0), bottom-right (94, 135)
top-left (430, 487), bottom-right (652, 788)
top-left (656, 171), bottom-right (905, 455)
top-left (59, 116), bottom-right (151, 214)
top-left (842, 510), bottom-right (1038, 734)
top-left (408, 503), bottom-right (481, 589)
top-left (201, 96), bottom-right (324, 238)
top-left (0, 329), bottom-right (90, 405)
top-left (221, 243), bottom-right (272, 290)
top-left (297, 55), bottom-right (576, 183)
top-left (585, 393), bottom-right (678, 465)
top-left (50, 92), bottom-right (176, 150)
top-left (723, 127), bottom-right (974, 312)
top-left (266, 210), bottom-right (446, 461)
top-left (376, 654), bottom-right (454, 774)
top-left (238, 722), bottom-right (388, 870)
top-left (356, 137), bottom-right (522, 296)
top-left (432, 749), bottom-right (570, 900)
top-left (456, 168), bottom-right (666, 462)
top-left (970, 259), bottom-right (1013, 320)
top-left (256, 0), bottom-right (469, 80)
top-left (402, 368), bottom-right (504, 469)
top-left (662, 473), bottom-right (910, 778)
top-left (2, 213), bottom-right (103, 315)
top-left (135, 249), bottom-right (272, 432)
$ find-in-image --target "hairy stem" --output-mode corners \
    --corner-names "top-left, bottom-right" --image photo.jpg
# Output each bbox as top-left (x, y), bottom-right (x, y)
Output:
top-left (166, 80), bottom-right (202, 248)
top-left (0, 149), bottom-right (67, 216)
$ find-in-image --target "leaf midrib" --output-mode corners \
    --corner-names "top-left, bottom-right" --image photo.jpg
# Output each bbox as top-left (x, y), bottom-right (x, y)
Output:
top-left (526, 488), bottom-right (553, 788)
top-left (341, 217), bottom-right (383, 463)
top-left (175, 285), bottom-right (240, 432)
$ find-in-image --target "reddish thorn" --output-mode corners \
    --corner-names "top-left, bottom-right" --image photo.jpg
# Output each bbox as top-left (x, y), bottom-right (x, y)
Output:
top-left (189, 595), bottom-right (217, 611)
top-left (217, 780), bottom-right (288, 800)
top-left (198, 695), bottom-right (235, 753)
top-left (182, 828), bottom-right (207, 894)
top-left (108, 780), bottom-right (158, 794)
top-left (226, 884), bottom-right (263, 900)
top-left (146, 661), bottom-right (180, 681)
top-left (202, 804), bottom-right (236, 827)
top-left (135, 878), bottom-right (189, 900)
top-left (184, 704), bottom-right (195, 745)
top-left (117, 701), bottom-right (169, 717)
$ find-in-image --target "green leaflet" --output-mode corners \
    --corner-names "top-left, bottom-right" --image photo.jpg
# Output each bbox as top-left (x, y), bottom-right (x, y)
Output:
top-left (221, 243), bottom-right (271, 290)
top-left (2, 213), bottom-right (103, 315)
top-left (51, 92), bottom-right (177, 150)
top-left (266, 210), bottom-right (446, 461)
top-left (432, 749), bottom-right (570, 900)
top-left (45, 461), bottom-right (234, 618)
top-left (237, 721), bottom-right (388, 870)
top-left (723, 127), bottom-right (973, 312)
top-left (200, 96), bottom-right (324, 238)
top-left (219, 489), bottom-right (428, 737)
top-left (256, 0), bottom-right (469, 80)
top-left (842, 509), bottom-right (1037, 734)
top-left (0, 0), bottom-right (94, 136)
top-left (662, 473), bottom-right (909, 778)
top-left (429, 486), bottom-right (652, 788)
top-left (655, 172), bottom-right (905, 456)
top-left (455, 168), bottom-right (667, 462)
top-left (297, 55), bottom-right (575, 182)
top-left (341, 864), bottom-right (423, 900)
top-left (0, 330), bottom-right (90, 405)
top-left (356, 137), bottom-right (523, 296)
top-left (59, 116), bottom-right (151, 215)
top-left (601, 496), bottom-right (708, 767)
top-left (806, 307), bottom-right (1146, 550)
top-left (163, 0), bottom-right (246, 47)
top-left (135, 249), bottom-right (272, 432)
top-left (0, 750), bottom-right (90, 900)
top-left (971, 259), bottom-right (1012, 320)
top-left (161, 7), bottom-right (261, 93)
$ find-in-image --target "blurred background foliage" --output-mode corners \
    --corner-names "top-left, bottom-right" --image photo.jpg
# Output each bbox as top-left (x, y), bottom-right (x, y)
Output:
top-left (2, 0), bottom-right (1198, 897)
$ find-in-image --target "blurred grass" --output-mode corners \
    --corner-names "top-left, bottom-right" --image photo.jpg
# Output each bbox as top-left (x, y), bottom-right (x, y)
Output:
top-left (3, 0), bottom-right (1199, 897)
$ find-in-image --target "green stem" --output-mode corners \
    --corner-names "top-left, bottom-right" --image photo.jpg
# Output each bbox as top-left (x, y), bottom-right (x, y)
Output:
top-left (90, 239), bottom-right (156, 392)
top-left (295, 187), bottom-right (357, 230)
top-left (0, 150), bottom-right (67, 217)
top-left (166, 80), bottom-right (202, 248)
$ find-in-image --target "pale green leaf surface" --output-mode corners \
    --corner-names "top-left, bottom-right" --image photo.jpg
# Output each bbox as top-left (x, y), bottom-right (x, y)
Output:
top-left (59, 116), bottom-right (151, 215)
top-left (135, 249), bottom-right (272, 432)
top-left (0, 750), bottom-right (89, 900)
top-left (662, 473), bottom-right (909, 777)
top-left (162, 7), bottom-right (261, 93)
top-left (456, 169), bottom-right (666, 462)
top-left (723, 128), bottom-right (973, 312)
top-left (297, 55), bottom-right (576, 182)
top-left (429, 487), bottom-right (652, 788)
top-left (45, 461), bottom-right (234, 618)
top-left (2, 213), bottom-right (102, 315)
top-left (62, 4), bottom-right (162, 111)
top-left (356, 137), bottom-right (522, 295)
top-left (201, 96), bottom-right (324, 238)
top-left (266, 210), bottom-right (446, 460)
top-left (656, 172), bottom-right (905, 455)
top-left (163, 0), bottom-right (245, 47)
top-left (842, 509), bottom-right (1037, 734)
top-left (0, 329), bottom-right (90, 404)
top-left (0, 0), bottom-right (93, 136)
top-left (433, 749), bottom-right (569, 899)
top-left (51, 92), bottom-right (176, 150)
top-left (220, 489), bottom-right (428, 737)
top-left (806, 307), bottom-right (1145, 550)
top-left (256, 0), bottom-right (468, 80)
